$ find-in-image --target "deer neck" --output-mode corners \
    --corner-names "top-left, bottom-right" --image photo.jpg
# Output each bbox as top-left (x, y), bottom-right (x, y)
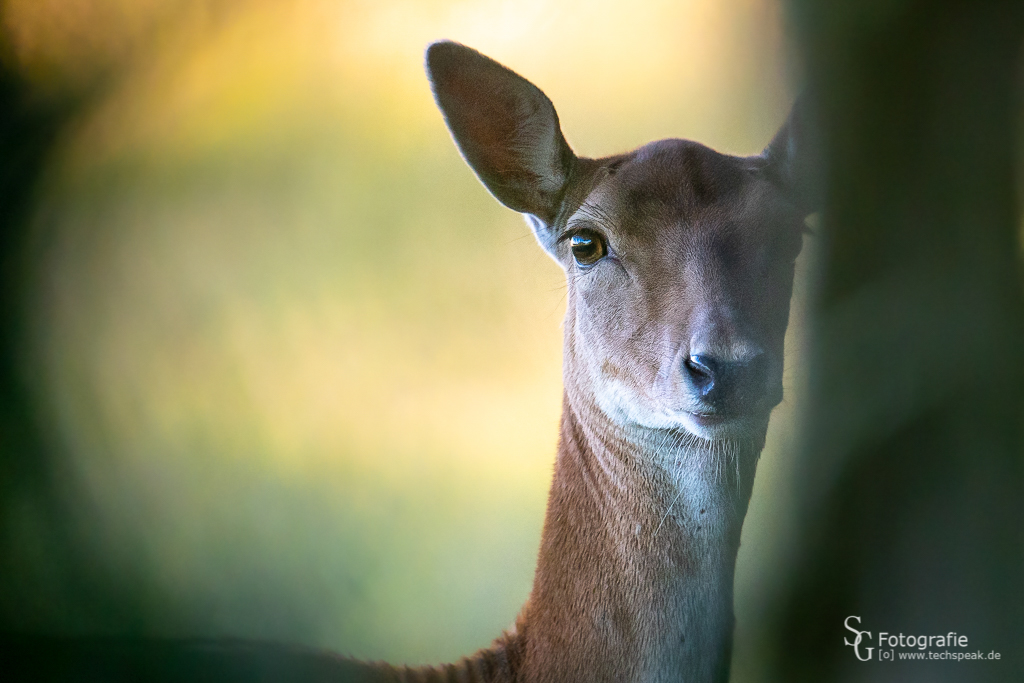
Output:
top-left (515, 377), bottom-right (764, 683)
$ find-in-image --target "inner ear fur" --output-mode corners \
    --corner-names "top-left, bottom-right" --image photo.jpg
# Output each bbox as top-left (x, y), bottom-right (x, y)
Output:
top-left (426, 41), bottom-right (577, 225)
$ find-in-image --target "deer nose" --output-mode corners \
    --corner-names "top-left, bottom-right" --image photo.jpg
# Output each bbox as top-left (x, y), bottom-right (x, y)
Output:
top-left (683, 352), bottom-right (768, 412)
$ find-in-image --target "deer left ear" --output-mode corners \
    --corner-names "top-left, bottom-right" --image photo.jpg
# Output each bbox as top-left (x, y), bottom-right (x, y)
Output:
top-left (426, 41), bottom-right (576, 238)
top-left (762, 96), bottom-right (823, 215)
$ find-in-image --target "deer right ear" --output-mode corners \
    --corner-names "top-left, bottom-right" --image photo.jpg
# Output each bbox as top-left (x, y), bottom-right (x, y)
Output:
top-left (762, 96), bottom-right (823, 215)
top-left (426, 41), bottom-right (576, 248)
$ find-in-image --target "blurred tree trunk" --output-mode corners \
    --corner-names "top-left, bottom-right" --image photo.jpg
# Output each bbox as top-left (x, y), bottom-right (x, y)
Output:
top-left (768, 3), bottom-right (1024, 682)
top-left (0, 66), bottom-right (87, 628)
top-left (0, 62), bottom-right (149, 634)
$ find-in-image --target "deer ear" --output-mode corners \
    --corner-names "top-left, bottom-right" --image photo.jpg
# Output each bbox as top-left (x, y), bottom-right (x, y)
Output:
top-left (426, 41), bottom-right (576, 230)
top-left (762, 96), bottom-right (823, 214)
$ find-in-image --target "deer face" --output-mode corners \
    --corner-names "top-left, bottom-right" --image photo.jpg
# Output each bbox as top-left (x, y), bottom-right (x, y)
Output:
top-left (427, 41), bottom-right (813, 443)
top-left (555, 142), bottom-right (806, 440)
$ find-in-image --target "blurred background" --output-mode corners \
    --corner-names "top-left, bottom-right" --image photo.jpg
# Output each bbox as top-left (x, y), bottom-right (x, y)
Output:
top-left (0, 0), bottom-right (807, 678)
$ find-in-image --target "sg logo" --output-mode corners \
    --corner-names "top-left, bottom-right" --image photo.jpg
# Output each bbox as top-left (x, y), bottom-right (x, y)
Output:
top-left (844, 615), bottom-right (874, 661)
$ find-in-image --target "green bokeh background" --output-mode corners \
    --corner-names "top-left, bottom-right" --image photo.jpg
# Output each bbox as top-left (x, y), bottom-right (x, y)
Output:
top-left (1, 0), bottom-right (810, 678)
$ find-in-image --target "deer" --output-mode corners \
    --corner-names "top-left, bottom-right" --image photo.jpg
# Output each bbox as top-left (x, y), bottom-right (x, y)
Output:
top-left (0, 40), bottom-right (815, 683)
top-left (363, 41), bottom-right (815, 683)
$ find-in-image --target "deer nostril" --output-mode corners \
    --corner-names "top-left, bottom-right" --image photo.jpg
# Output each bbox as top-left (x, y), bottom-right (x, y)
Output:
top-left (684, 352), bottom-right (770, 409)
top-left (684, 355), bottom-right (718, 396)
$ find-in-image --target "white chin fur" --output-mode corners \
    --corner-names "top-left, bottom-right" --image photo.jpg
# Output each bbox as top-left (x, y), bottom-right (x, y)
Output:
top-left (587, 373), bottom-right (761, 442)
top-left (679, 412), bottom-right (757, 441)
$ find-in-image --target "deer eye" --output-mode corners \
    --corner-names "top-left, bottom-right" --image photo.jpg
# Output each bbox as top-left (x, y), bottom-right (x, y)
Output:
top-left (569, 231), bottom-right (607, 267)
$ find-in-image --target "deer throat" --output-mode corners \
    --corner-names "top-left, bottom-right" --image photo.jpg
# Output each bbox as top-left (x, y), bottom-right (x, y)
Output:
top-left (516, 387), bottom-right (763, 683)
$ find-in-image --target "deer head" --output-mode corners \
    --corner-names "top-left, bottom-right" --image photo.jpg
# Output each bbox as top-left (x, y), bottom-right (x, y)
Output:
top-left (427, 41), bottom-right (813, 449)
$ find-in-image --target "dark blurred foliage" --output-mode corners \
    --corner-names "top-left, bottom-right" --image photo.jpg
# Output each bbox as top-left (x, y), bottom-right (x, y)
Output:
top-left (767, 2), bottom-right (1024, 681)
top-left (0, 63), bottom-right (100, 628)
top-left (0, 50), bottom-right (183, 644)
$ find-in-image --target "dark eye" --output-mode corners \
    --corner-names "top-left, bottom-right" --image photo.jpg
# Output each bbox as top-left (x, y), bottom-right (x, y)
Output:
top-left (569, 231), bottom-right (607, 267)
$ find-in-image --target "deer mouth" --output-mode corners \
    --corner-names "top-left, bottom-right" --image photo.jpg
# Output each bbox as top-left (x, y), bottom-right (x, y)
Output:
top-left (681, 409), bottom-right (766, 441)
top-left (687, 411), bottom-right (732, 427)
